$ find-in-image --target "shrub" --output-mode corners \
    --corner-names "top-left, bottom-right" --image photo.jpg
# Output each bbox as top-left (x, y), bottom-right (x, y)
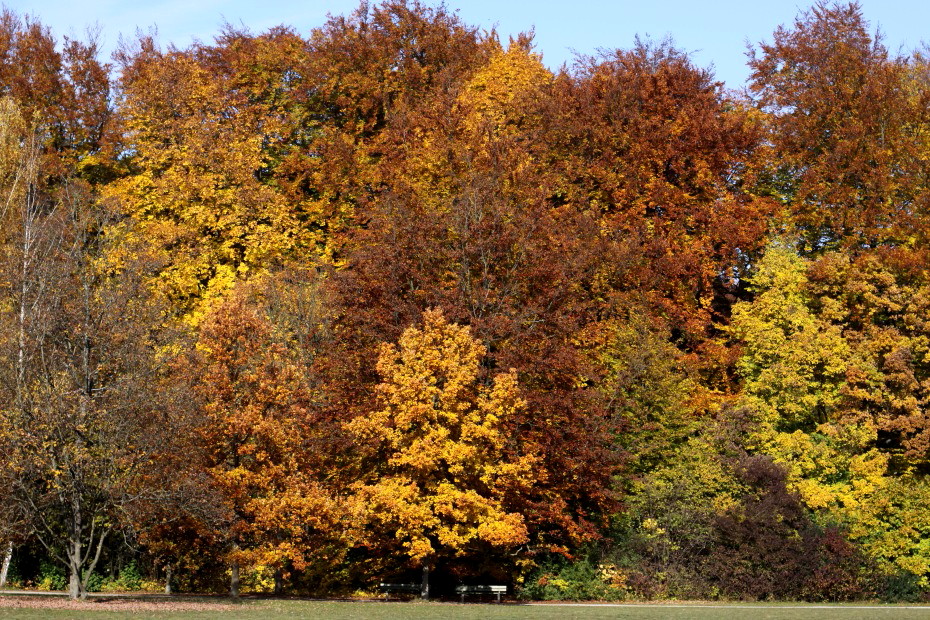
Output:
top-left (877, 571), bottom-right (926, 603)
top-left (97, 562), bottom-right (160, 592)
top-left (702, 455), bottom-right (871, 601)
top-left (36, 561), bottom-right (66, 591)
top-left (520, 556), bottom-right (628, 601)
top-left (84, 570), bottom-right (105, 593)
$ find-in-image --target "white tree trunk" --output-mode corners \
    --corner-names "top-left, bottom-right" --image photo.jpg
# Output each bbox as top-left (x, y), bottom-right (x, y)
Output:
top-left (0, 542), bottom-right (12, 587)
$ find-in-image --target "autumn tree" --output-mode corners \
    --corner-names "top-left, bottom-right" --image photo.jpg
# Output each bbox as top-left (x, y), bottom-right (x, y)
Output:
top-left (0, 96), bottom-right (42, 588)
top-left (618, 411), bottom-right (869, 601)
top-left (731, 242), bottom-right (930, 584)
top-left (7, 0), bottom-right (930, 601)
top-left (542, 38), bottom-right (772, 347)
top-left (324, 32), bottom-right (625, 557)
top-left (580, 312), bottom-right (702, 480)
top-left (0, 9), bottom-right (113, 180)
top-left (748, 2), bottom-right (925, 250)
top-left (0, 177), bottom-right (191, 599)
top-left (348, 310), bottom-right (535, 597)
top-left (191, 289), bottom-right (352, 596)
top-left (108, 29), bottom-right (322, 320)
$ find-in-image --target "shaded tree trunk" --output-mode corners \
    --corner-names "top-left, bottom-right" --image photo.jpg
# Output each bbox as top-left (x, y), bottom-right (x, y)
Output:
top-left (230, 560), bottom-right (240, 598)
top-left (68, 539), bottom-right (82, 600)
top-left (421, 564), bottom-right (430, 600)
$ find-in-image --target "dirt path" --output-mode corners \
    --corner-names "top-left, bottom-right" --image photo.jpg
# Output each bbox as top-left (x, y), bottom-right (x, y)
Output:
top-left (0, 593), bottom-right (236, 613)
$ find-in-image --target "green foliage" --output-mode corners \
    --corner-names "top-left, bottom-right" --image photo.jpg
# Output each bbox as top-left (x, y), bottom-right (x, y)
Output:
top-left (94, 562), bottom-right (145, 592)
top-left (877, 571), bottom-right (926, 603)
top-left (36, 561), bottom-right (66, 591)
top-left (586, 314), bottom-right (700, 478)
top-left (78, 562), bottom-right (162, 593)
top-left (521, 556), bottom-right (628, 601)
top-left (617, 426), bottom-right (745, 598)
top-left (83, 570), bottom-right (105, 593)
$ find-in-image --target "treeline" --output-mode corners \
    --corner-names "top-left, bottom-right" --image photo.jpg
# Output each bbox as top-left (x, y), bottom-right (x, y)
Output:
top-left (0, 0), bottom-right (929, 602)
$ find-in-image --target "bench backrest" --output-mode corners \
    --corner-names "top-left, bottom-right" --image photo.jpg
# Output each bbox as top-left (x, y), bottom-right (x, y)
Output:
top-left (455, 585), bottom-right (506, 593)
top-left (379, 583), bottom-right (420, 591)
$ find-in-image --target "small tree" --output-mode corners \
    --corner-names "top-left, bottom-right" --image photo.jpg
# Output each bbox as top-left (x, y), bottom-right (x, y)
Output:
top-left (349, 309), bottom-right (535, 598)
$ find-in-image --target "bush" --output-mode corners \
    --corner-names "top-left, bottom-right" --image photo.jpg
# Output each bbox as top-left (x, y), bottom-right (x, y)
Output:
top-left (877, 571), bottom-right (926, 603)
top-left (84, 570), bottom-right (105, 593)
top-left (97, 562), bottom-right (160, 592)
top-left (36, 561), bottom-right (66, 591)
top-left (610, 428), bottom-right (874, 602)
top-left (520, 557), bottom-right (628, 601)
top-left (702, 455), bottom-right (871, 601)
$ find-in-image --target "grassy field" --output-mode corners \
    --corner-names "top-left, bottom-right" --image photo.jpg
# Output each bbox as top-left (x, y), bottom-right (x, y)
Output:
top-left (3, 597), bottom-right (930, 620)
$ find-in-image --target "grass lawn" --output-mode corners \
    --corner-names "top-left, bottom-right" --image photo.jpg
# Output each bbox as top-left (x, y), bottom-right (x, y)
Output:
top-left (2, 597), bottom-right (930, 620)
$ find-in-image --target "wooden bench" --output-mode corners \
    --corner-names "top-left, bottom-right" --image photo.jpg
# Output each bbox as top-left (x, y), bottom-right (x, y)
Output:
top-left (378, 583), bottom-right (420, 598)
top-left (456, 584), bottom-right (506, 603)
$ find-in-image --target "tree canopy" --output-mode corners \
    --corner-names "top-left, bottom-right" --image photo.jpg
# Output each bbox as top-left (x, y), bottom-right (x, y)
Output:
top-left (1, 0), bottom-right (928, 603)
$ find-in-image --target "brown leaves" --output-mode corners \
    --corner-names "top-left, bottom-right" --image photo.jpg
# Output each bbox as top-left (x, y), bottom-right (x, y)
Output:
top-left (0, 9), bottom-right (112, 178)
top-left (748, 1), bottom-right (926, 249)
top-left (544, 39), bottom-right (773, 340)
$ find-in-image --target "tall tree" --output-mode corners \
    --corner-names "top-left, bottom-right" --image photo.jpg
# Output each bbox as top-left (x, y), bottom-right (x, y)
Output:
top-left (543, 39), bottom-right (772, 345)
top-left (748, 1), bottom-right (924, 250)
top-left (191, 289), bottom-right (351, 596)
top-left (0, 9), bottom-right (113, 180)
top-left (108, 30), bottom-right (320, 320)
top-left (0, 179), bottom-right (189, 599)
top-left (0, 96), bottom-right (44, 589)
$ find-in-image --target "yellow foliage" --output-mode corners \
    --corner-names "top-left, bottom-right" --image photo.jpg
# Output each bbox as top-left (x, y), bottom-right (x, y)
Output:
top-left (458, 42), bottom-right (552, 137)
top-left (733, 242), bottom-right (930, 582)
top-left (106, 46), bottom-right (325, 321)
top-left (349, 309), bottom-right (536, 565)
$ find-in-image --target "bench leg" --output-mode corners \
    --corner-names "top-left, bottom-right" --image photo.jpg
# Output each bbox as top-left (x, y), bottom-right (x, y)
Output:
top-left (460, 593), bottom-right (465, 604)
top-left (496, 592), bottom-right (501, 603)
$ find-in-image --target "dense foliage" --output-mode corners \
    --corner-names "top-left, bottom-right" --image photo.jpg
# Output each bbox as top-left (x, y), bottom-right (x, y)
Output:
top-left (0, 0), bottom-right (928, 602)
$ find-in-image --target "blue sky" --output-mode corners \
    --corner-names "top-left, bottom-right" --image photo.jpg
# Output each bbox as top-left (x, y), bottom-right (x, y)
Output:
top-left (6, 1), bottom-right (929, 89)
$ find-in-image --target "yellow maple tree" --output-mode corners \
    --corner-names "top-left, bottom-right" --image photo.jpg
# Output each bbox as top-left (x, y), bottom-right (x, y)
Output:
top-left (348, 309), bottom-right (535, 595)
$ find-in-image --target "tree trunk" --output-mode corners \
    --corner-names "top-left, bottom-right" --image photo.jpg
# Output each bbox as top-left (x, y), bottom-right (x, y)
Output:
top-left (0, 542), bottom-right (12, 587)
top-left (68, 544), bottom-right (82, 600)
top-left (79, 529), bottom-right (106, 599)
top-left (273, 567), bottom-right (283, 595)
top-left (230, 560), bottom-right (240, 598)
top-left (164, 564), bottom-right (172, 595)
top-left (421, 564), bottom-right (430, 600)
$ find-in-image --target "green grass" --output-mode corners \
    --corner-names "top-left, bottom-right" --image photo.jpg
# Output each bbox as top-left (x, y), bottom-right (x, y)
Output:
top-left (2, 598), bottom-right (930, 620)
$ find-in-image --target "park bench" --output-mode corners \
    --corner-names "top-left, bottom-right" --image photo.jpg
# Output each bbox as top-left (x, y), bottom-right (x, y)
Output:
top-left (456, 584), bottom-right (506, 603)
top-left (378, 582), bottom-right (420, 598)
